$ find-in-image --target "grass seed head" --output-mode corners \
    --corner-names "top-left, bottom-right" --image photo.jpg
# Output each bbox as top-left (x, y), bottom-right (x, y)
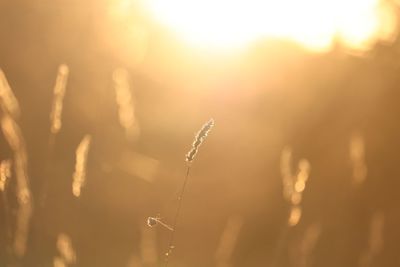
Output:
top-left (186, 118), bottom-right (214, 162)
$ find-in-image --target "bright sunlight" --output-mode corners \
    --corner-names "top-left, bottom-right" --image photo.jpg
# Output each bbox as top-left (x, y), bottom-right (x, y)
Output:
top-left (143, 0), bottom-right (397, 51)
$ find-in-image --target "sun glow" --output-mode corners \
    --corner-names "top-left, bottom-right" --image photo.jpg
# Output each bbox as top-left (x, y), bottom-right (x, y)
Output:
top-left (144, 0), bottom-right (397, 51)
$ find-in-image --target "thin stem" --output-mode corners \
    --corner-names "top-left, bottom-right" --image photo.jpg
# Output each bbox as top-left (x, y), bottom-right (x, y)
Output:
top-left (164, 165), bottom-right (191, 267)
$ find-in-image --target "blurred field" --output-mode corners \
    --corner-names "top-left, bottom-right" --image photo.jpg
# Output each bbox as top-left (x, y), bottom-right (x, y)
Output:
top-left (1, 1), bottom-right (400, 267)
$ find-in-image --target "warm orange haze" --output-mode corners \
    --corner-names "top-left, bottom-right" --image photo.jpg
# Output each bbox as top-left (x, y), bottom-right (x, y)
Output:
top-left (0, 0), bottom-right (400, 267)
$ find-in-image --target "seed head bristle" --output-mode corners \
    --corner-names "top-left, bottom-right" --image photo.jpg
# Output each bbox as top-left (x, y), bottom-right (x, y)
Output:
top-left (0, 160), bottom-right (11, 192)
top-left (1, 114), bottom-right (33, 257)
top-left (113, 68), bottom-right (139, 140)
top-left (72, 135), bottom-right (92, 197)
top-left (186, 119), bottom-right (214, 162)
top-left (0, 69), bottom-right (21, 118)
top-left (50, 64), bottom-right (69, 134)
